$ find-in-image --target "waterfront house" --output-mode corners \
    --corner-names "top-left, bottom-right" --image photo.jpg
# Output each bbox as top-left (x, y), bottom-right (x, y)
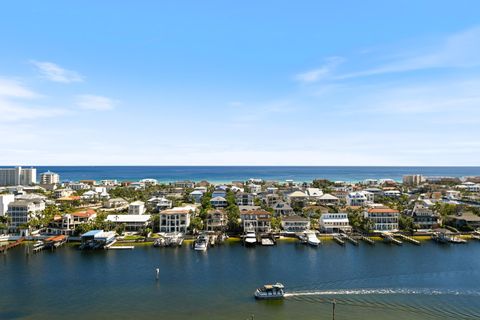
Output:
top-left (106, 214), bottom-right (151, 232)
top-left (210, 196), bottom-right (228, 208)
top-left (364, 207), bottom-right (399, 232)
top-left (47, 209), bottom-right (97, 235)
top-left (316, 194), bottom-right (340, 206)
top-left (128, 201), bottom-right (146, 215)
top-left (272, 201), bottom-right (294, 216)
top-left (411, 203), bottom-right (440, 230)
top-left (7, 199), bottom-right (45, 232)
top-left (240, 209), bottom-right (271, 233)
top-left (205, 209), bottom-right (227, 231)
top-left (319, 213), bottom-right (352, 233)
top-left (173, 180), bottom-right (195, 189)
top-left (281, 215), bottom-right (310, 233)
top-left (447, 211), bottom-right (480, 230)
top-left (236, 192), bottom-right (255, 206)
top-left (159, 206), bottom-right (196, 233)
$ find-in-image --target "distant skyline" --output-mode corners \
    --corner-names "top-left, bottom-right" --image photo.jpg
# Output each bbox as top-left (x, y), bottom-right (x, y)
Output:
top-left (1, 1), bottom-right (480, 166)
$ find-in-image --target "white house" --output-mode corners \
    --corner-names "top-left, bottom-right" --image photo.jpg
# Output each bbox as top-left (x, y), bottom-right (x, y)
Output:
top-left (272, 201), bottom-right (294, 216)
top-left (319, 213), bottom-right (352, 233)
top-left (317, 194), bottom-right (340, 206)
top-left (346, 191), bottom-right (374, 206)
top-left (190, 190), bottom-right (204, 203)
top-left (306, 188), bottom-right (323, 199)
top-left (159, 206), bottom-right (195, 233)
top-left (106, 214), bottom-right (151, 232)
top-left (8, 199), bottom-right (45, 231)
top-left (281, 215), bottom-right (310, 233)
top-left (128, 201), bottom-right (146, 215)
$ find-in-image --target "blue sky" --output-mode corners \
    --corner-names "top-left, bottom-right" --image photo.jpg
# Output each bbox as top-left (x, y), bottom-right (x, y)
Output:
top-left (1, 1), bottom-right (480, 165)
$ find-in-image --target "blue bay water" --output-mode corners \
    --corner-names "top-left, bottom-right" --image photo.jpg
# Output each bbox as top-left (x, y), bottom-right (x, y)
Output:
top-left (1, 241), bottom-right (480, 319)
top-left (17, 166), bottom-right (480, 183)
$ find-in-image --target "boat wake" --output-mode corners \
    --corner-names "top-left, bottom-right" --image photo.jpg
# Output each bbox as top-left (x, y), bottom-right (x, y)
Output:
top-left (284, 288), bottom-right (480, 297)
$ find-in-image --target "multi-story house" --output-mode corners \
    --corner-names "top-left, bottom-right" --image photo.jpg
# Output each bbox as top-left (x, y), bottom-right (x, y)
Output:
top-left (240, 209), bottom-right (271, 233)
top-left (364, 207), bottom-right (399, 232)
top-left (205, 209), bottom-right (227, 231)
top-left (319, 213), bottom-right (352, 233)
top-left (8, 199), bottom-right (45, 231)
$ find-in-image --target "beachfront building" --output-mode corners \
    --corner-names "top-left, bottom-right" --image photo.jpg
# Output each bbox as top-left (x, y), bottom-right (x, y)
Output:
top-left (346, 191), bottom-right (374, 206)
top-left (402, 174), bottom-right (424, 186)
top-left (0, 167), bottom-right (37, 186)
top-left (7, 199), bottom-right (45, 231)
top-left (272, 201), bottom-right (294, 216)
top-left (0, 194), bottom-right (15, 216)
top-left (365, 207), bottom-right (399, 232)
top-left (159, 206), bottom-right (196, 233)
top-left (319, 213), bottom-right (352, 233)
top-left (128, 201), bottom-right (146, 215)
top-left (210, 196), bottom-right (228, 208)
top-left (316, 194), bottom-right (340, 206)
top-left (205, 209), bottom-right (227, 231)
top-left (40, 171), bottom-right (60, 185)
top-left (47, 209), bottom-right (97, 235)
top-left (106, 214), bottom-right (151, 232)
top-left (281, 215), bottom-right (310, 233)
top-left (240, 209), bottom-right (271, 233)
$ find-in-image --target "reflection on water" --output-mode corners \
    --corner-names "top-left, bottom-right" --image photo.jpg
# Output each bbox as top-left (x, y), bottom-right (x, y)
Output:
top-left (1, 241), bottom-right (480, 320)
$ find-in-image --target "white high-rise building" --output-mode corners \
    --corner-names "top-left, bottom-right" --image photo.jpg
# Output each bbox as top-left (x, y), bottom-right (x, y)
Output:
top-left (0, 167), bottom-right (37, 186)
top-left (40, 171), bottom-right (60, 185)
top-left (0, 194), bottom-right (15, 216)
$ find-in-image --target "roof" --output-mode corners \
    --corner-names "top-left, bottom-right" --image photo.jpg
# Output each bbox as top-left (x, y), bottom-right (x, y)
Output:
top-left (81, 230), bottom-right (103, 237)
top-left (288, 191), bottom-right (308, 198)
top-left (282, 215), bottom-right (309, 222)
top-left (318, 194), bottom-right (339, 200)
top-left (106, 214), bottom-right (151, 223)
top-left (72, 209), bottom-right (96, 218)
top-left (130, 201), bottom-right (145, 206)
top-left (368, 208), bottom-right (399, 213)
top-left (210, 196), bottom-right (227, 201)
top-left (240, 209), bottom-right (271, 216)
top-left (58, 196), bottom-right (81, 201)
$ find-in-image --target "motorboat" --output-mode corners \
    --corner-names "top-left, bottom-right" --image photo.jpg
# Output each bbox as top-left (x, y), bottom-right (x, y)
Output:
top-left (305, 231), bottom-right (321, 246)
top-left (244, 231), bottom-right (257, 246)
top-left (254, 283), bottom-right (285, 300)
top-left (431, 232), bottom-right (450, 244)
top-left (194, 234), bottom-right (209, 251)
top-left (0, 234), bottom-right (9, 242)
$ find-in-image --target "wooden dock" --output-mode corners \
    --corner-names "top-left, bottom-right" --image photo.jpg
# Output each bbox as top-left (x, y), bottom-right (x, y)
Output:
top-left (380, 233), bottom-right (402, 246)
top-left (0, 237), bottom-right (24, 253)
top-left (333, 235), bottom-right (345, 246)
top-left (107, 245), bottom-right (134, 250)
top-left (341, 234), bottom-right (359, 246)
top-left (359, 235), bottom-right (375, 245)
top-left (395, 234), bottom-right (420, 245)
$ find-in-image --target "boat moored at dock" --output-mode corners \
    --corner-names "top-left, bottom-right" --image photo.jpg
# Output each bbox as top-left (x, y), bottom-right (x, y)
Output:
top-left (194, 234), bottom-right (209, 251)
top-left (244, 231), bottom-right (257, 246)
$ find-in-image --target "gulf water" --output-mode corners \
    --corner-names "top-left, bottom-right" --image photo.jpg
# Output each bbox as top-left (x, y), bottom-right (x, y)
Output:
top-left (16, 166), bottom-right (480, 183)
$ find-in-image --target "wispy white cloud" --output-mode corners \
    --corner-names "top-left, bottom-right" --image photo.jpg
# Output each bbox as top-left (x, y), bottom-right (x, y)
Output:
top-left (0, 77), bottom-right (69, 122)
top-left (0, 78), bottom-right (38, 98)
top-left (337, 26), bottom-right (480, 79)
top-left (76, 94), bottom-right (117, 111)
top-left (294, 57), bottom-right (344, 83)
top-left (30, 60), bottom-right (84, 83)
